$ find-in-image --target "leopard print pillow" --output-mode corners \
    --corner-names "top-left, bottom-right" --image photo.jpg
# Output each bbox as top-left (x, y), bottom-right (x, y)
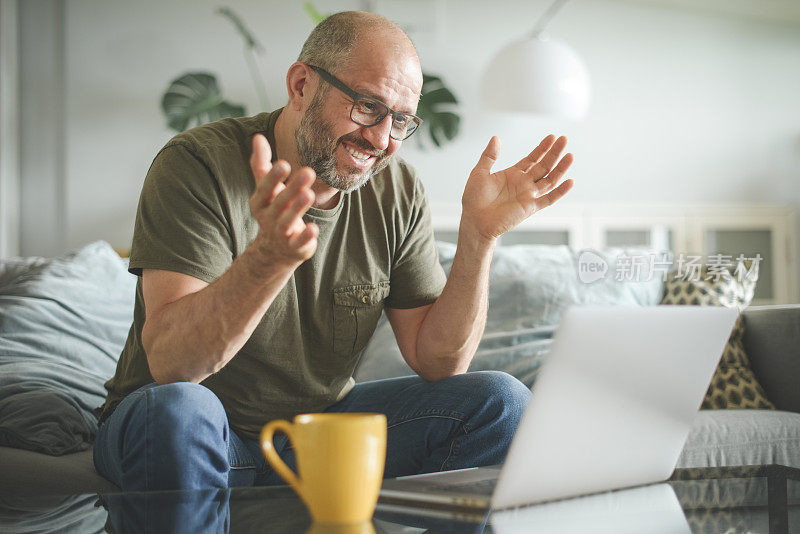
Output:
top-left (660, 264), bottom-right (774, 410)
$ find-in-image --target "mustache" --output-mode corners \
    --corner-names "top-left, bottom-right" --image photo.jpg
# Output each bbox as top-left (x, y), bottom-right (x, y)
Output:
top-left (338, 133), bottom-right (386, 158)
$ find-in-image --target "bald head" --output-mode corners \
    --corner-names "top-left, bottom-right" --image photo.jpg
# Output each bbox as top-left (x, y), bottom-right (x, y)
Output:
top-left (298, 11), bottom-right (420, 80)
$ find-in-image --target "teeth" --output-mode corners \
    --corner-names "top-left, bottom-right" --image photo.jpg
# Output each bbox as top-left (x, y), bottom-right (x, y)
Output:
top-left (345, 145), bottom-right (371, 161)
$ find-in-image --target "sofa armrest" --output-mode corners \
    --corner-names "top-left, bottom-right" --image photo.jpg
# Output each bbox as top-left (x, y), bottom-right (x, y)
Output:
top-left (742, 304), bottom-right (800, 413)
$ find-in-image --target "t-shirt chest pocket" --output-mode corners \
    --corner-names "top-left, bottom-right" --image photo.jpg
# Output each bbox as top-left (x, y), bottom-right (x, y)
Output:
top-left (332, 281), bottom-right (391, 359)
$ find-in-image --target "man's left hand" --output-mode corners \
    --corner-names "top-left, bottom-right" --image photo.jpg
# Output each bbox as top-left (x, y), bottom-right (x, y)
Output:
top-left (460, 135), bottom-right (574, 242)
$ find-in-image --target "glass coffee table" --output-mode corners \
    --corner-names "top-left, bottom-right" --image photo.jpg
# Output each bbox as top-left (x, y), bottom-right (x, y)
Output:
top-left (669, 465), bottom-right (799, 534)
top-left (1, 465), bottom-right (797, 533)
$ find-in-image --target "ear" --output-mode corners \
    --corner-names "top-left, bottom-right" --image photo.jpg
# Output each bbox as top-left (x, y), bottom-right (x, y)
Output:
top-left (286, 62), bottom-right (315, 112)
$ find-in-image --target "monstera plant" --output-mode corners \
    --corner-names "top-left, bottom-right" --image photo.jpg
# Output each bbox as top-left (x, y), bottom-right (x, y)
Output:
top-left (417, 74), bottom-right (459, 148)
top-left (161, 73), bottom-right (245, 132)
top-left (161, 5), bottom-right (461, 149)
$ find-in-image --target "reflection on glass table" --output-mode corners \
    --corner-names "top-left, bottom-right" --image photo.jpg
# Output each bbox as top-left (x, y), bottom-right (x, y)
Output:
top-left (0, 465), bottom-right (797, 533)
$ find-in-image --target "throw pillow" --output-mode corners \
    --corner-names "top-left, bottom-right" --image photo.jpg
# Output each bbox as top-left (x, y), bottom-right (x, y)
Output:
top-left (660, 263), bottom-right (775, 410)
top-left (0, 241), bottom-right (136, 454)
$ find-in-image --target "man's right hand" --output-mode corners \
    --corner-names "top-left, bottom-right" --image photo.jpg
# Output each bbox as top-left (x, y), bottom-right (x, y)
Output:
top-left (248, 134), bottom-right (319, 269)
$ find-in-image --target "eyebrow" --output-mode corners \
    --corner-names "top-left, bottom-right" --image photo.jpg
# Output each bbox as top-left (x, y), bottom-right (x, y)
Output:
top-left (351, 84), bottom-right (417, 115)
top-left (351, 85), bottom-right (383, 102)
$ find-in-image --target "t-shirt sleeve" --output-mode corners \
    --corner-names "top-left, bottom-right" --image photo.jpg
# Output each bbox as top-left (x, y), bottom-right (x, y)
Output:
top-left (386, 177), bottom-right (447, 309)
top-left (128, 143), bottom-right (234, 283)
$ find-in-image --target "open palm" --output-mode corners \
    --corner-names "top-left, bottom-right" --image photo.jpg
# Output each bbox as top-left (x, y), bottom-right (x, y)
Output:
top-left (461, 135), bottom-right (574, 240)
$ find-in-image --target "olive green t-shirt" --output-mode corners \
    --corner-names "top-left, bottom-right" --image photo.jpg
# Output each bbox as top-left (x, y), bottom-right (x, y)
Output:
top-left (98, 109), bottom-right (447, 438)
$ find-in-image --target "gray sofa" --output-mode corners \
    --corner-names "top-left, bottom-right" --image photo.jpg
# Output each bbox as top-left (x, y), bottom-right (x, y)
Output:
top-left (2, 306), bottom-right (799, 499)
top-left (1, 242), bottom-right (798, 499)
top-left (677, 305), bottom-right (800, 468)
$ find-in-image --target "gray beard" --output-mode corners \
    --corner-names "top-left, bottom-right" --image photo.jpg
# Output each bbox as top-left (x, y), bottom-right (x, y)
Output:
top-left (294, 101), bottom-right (392, 193)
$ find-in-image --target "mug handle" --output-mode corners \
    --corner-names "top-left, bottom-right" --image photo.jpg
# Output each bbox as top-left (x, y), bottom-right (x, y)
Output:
top-left (260, 420), bottom-right (304, 498)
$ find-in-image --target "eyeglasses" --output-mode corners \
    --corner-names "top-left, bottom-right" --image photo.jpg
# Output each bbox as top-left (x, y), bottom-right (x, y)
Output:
top-left (308, 65), bottom-right (422, 141)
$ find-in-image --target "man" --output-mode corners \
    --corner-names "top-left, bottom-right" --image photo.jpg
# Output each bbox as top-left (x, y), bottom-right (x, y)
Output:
top-left (94, 11), bottom-right (574, 491)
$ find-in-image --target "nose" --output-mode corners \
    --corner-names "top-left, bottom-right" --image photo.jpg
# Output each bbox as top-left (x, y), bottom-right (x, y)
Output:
top-left (360, 113), bottom-right (394, 152)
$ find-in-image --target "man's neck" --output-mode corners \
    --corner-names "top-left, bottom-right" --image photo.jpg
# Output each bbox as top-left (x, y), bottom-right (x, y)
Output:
top-left (274, 112), bottom-right (341, 210)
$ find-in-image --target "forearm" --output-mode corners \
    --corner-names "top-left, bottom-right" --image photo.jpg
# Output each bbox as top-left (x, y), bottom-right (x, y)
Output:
top-left (143, 246), bottom-right (295, 384)
top-left (415, 222), bottom-right (496, 380)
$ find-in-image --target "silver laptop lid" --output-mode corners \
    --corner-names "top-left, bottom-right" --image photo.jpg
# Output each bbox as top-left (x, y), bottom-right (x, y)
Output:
top-left (492, 305), bottom-right (738, 509)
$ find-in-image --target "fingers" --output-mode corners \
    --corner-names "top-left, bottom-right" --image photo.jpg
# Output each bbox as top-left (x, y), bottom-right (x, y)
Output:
top-left (531, 135), bottom-right (568, 178)
top-left (250, 134), bottom-right (273, 182)
top-left (249, 164), bottom-right (318, 263)
top-left (273, 178), bottom-right (316, 236)
top-left (262, 166), bottom-right (316, 220)
top-left (287, 221), bottom-right (319, 251)
top-left (251, 160), bottom-right (290, 213)
top-left (514, 134), bottom-right (556, 172)
top-left (535, 178), bottom-right (574, 211)
top-left (535, 152), bottom-right (574, 196)
top-left (248, 135), bottom-right (319, 264)
top-left (472, 136), bottom-right (501, 175)
top-left (251, 134), bottom-right (292, 208)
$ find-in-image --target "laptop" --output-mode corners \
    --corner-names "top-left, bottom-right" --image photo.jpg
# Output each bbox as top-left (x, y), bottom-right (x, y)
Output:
top-left (380, 305), bottom-right (738, 511)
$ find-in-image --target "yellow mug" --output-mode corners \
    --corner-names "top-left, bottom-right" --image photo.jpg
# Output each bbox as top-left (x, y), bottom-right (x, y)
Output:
top-left (306, 521), bottom-right (376, 534)
top-left (260, 413), bottom-right (387, 523)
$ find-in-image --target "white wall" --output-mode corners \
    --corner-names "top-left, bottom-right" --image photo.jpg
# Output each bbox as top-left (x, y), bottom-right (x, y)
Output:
top-left (21, 0), bottom-right (800, 269)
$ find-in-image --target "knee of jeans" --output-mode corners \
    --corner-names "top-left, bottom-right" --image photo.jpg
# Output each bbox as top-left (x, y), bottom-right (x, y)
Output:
top-left (468, 371), bottom-right (530, 423)
top-left (147, 382), bottom-right (228, 441)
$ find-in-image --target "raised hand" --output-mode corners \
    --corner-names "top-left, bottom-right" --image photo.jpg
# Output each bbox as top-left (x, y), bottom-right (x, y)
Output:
top-left (460, 135), bottom-right (574, 242)
top-left (248, 133), bottom-right (319, 268)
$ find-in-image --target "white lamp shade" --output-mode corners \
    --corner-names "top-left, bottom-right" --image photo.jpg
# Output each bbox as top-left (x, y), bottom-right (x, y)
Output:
top-left (481, 36), bottom-right (591, 120)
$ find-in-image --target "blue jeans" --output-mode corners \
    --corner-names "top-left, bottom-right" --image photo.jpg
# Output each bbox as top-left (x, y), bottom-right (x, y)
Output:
top-left (93, 371), bottom-right (530, 491)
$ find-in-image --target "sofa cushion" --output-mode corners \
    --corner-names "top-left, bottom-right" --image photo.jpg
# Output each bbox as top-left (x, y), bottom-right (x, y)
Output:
top-left (355, 243), bottom-right (666, 385)
top-left (660, 263), bottom-right (774, 410)
top-left (0, 386), bottom-right (95, 456)
top-left (742, 305), bottom-right (800, 413)
top-left (0, 445), bottom-right (120, 497)
top-left (677, 410), bottom-right (800, 469)
top-left (0, 241), bottom-right (135, 455)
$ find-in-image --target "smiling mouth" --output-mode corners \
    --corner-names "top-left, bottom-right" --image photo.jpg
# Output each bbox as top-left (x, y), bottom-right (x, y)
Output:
top-left (344, 144), bottom-right (373, 161)
top-left (340, 141), bottom-right (380, 170)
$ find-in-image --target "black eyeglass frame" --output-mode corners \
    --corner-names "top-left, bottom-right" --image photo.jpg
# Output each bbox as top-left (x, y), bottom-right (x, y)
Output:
top-left (308, 64), bottom-right (422, 141)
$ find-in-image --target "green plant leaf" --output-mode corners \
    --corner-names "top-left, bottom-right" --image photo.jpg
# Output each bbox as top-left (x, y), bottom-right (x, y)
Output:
top-left (161, 72), bottom-right (246, 132)
top-left (303, 2), bottom-right (328, 25)
top-left (417, 72), bottom-right (460, 149)
top-left (429, 111), bottom-right (459, 146)
top-left (420, 86), bottom-right (458, 107)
